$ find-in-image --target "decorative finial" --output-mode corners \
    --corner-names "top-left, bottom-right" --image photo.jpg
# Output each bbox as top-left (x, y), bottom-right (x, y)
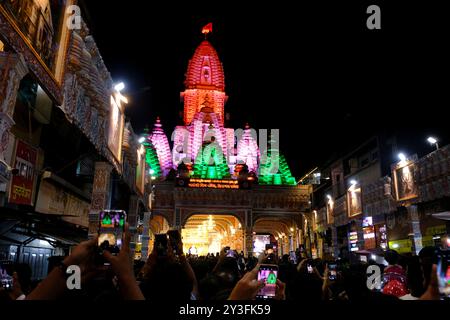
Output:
top-left (202, 23), bottom-right (213, 39)
top-left (155, 116), bottom-right (162, 128)
top-left (245, 122), bottom-right (250, 129)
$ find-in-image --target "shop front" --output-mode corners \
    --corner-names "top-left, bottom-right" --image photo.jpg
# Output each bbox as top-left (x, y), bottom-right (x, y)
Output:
top-left (386, 208), bottom-right (413, 254)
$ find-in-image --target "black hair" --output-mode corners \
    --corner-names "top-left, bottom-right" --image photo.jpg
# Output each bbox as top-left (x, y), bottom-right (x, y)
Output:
top-left (384, 250), bottom-right (400, 265)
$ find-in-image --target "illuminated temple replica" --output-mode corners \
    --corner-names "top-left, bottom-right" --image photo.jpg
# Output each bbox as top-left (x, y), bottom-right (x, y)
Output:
top-left (140, 32), bottom-right (311, 257)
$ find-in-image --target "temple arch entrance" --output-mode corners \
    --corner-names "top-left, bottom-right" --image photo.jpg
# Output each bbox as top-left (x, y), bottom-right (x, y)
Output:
top-left (253, 217), bottom-right (300, 256)
top-left (182, 214), bottom-right (244, 255)
top-left (148, 215), bottom-right (170, 252)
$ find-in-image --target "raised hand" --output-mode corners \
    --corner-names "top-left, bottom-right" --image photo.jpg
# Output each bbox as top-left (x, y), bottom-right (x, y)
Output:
top-left (228, 265), bottom-right (265, 300)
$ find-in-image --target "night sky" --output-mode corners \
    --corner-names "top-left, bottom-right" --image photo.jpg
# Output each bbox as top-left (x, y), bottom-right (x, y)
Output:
top-left (81, 1), bottom-right (449, 178)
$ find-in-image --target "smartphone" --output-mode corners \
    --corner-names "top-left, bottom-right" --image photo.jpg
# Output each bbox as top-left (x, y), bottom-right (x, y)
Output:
top-left (154, 234), bottom-right (169, 256)
top-left (0, 266), bottom-right (13, 291)
top-left (256, 264), bottom-right (279, 299)
top-left (307, 264), bottom-right (313, 273)
top-left (98, 210), bottom-right (126, 255)
top-left (167, 230), bottom-right (181, 254)
top-left (226, 250), bottom-right (237, 258)
top-left (436, 248), bottom-right (449, 298)
top-left (328, 263), bottom-right (337, 281)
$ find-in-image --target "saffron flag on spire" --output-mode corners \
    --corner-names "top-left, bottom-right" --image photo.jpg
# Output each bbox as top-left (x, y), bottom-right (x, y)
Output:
top-left (202, 23), bottom-right (213, 35)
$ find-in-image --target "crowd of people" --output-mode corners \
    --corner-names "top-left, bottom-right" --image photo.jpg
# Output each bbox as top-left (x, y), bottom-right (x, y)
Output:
top-left (0, 224), bottom-right (443, 301)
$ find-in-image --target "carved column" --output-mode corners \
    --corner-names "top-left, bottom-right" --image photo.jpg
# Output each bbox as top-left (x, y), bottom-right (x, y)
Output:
top-left (244, 228), bottom-right (254, 257)
top-left (0, 52), bottom-right (28, 162)
top-left (140, 211), bottom-right (151, 261)
top-left (88, 162), bottom-right (113, 239)
top-left (407, 205), bottom-right (423, 255)
top-left (244, 209), bottom-right (253, 256)
top-left (128, 195), bottom-right (140, 256)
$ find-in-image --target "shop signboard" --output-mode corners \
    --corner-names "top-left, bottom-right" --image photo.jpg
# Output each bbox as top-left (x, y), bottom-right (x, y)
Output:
top-left (8, 140), bottom-right (37, 206)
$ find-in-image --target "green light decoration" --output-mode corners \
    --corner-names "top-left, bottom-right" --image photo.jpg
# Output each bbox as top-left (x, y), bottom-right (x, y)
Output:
top-left (258, 152), bottom-right (296, 186)
top-left (102, 215), bottom-right (112, 225)
top-left (192, 142), bottom-right (231, 179)
top-left (142, 129), bottom-right (162, 179)
top-left (266, 272), bottom-right (277, 285)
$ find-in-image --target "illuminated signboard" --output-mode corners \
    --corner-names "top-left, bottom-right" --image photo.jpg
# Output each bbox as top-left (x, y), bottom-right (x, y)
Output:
top-left (187, 178), bottom-right (239, 189)
top-left (362, 216), bottom-right (373, 227)
top-left (363, 226), bottom-right (376, 250)
top-left (393, 160), bottom-right (418, 201)
top-left (347, 187), bottom-right (362, 217)
top-left (349, 231), bottom-right (359, 252)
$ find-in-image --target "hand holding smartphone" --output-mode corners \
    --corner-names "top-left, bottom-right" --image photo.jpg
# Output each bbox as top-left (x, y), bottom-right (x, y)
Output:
top-left (256, 264), bottom-right (278, 299)
top-left (328, 263), bottom-right (337, 281)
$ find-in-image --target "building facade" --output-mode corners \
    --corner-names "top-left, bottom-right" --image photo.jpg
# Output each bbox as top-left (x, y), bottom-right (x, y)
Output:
top-left (0, 1), bottom-right (149, 279)
top-left (305, 135), bottom-right (450, 261)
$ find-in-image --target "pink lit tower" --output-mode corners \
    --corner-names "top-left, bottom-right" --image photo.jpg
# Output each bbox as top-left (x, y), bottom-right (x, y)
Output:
top-left (149, 117), bottom-right (173, 177)
top-left (165, 24), bottom-right (295, 183)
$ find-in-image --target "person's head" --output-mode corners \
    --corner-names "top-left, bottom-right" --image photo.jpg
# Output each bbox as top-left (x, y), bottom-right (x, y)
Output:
top-left (140, 259), bottom-right (192, 301)
top-left (215, 257), bottom-right (241, 283)
top-left (281, 254), bottom-right (289, 263)
top-left (406, 256), bottom-right (425, 297)
top-left (341, 263), bottom-right (370, 300)
top-left (12, 263), bottom-right (32, 295)
top-left (384, 250), bottom-right (400, 266)
top-left (419, 246), bottom-right (435, 288)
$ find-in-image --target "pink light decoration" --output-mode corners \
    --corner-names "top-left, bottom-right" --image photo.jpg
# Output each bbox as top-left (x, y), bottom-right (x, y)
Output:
top-left (150, 117), bottom-right (173, 177)
top-left (236, 123), bottom-right (260, 174)
top-left (188, 111), bottom-right (228, 162)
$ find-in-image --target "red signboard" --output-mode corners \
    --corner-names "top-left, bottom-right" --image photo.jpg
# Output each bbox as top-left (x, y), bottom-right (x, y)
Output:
top-left (9, 140), bottom-right (37, 206)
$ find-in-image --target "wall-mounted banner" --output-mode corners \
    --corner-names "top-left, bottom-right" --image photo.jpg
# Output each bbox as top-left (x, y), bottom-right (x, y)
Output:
top-left (9, 139), bottom-right (37, 205)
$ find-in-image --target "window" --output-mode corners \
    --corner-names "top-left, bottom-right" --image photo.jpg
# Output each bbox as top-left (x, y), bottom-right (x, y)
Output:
top-left (371, 150), bottom-right (378, 161)
top-left (360, 157), bottom-right (369, 167)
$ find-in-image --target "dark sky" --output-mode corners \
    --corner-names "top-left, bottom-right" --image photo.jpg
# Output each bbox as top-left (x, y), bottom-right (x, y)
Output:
top-left (81, 1), bottom-right (449, 178)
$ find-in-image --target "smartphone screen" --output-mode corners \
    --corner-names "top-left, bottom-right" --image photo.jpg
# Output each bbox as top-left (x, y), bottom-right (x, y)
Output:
top-left (167, 230), bottom-right (181, 253)
top-left (436, 249), bottom-right (449, 298)
top-left (154, 234), bottom-right (168, 256)
top-left (328, 264), bottom-right (337, 280)
top-left (98, 210), bottom-right (126, 255)
top-left (256, 264), bottom-right (278, 299)
top-left (226, 250), bottom-right (237, 258)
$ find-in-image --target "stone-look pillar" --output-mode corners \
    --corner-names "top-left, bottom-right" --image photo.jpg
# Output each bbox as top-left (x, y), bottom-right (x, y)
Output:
top-left (331, 226), bottom-right (339, 258)
top-left (88, 162), bottom-right (113, 239)
top-left (140, 211), bottom-right (152, 261)
top-left (0, 53), bottom-right (28, 162)
top-left (244, 228), bottom-right (253, 257)
top-left (127, 195), bottom-right (140, 257)
top-left (407, 205), bottom-right (423, 255)
top-left (355, 219), bottom-right (365, 253)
